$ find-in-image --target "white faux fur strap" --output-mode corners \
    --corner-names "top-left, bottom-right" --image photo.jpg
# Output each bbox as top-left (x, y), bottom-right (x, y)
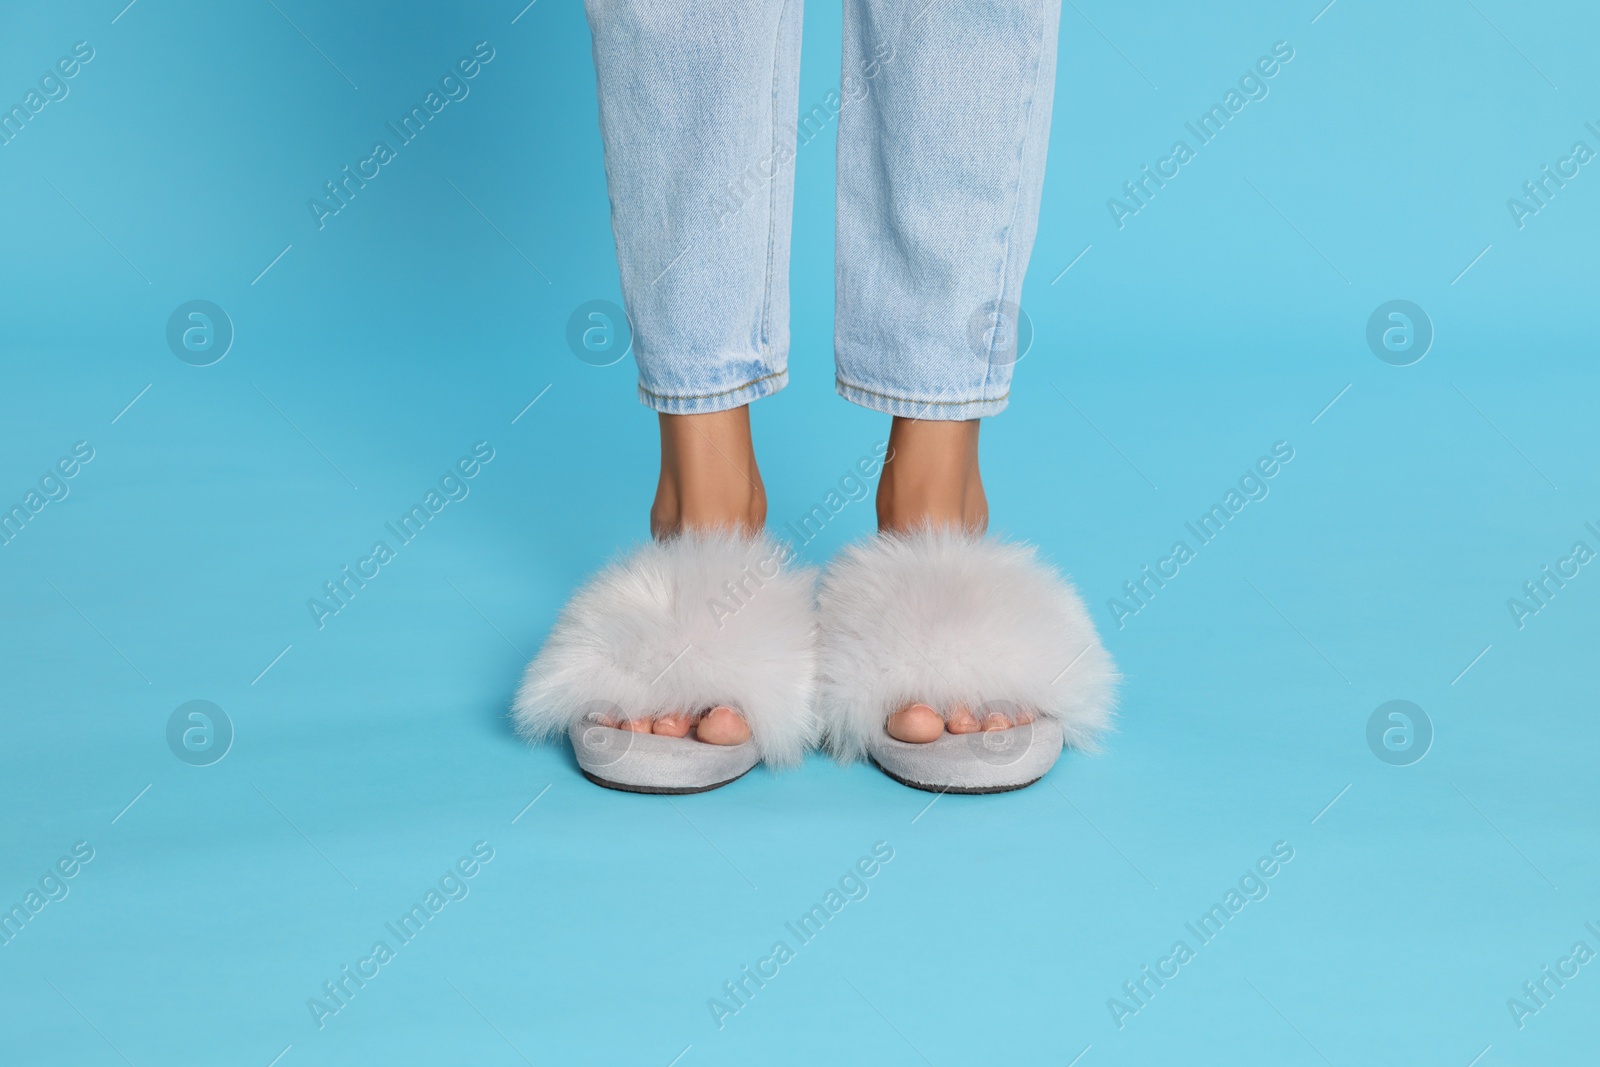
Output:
top-left (816, 529), bottom-right (1117, 761)
top-left (513, 532), bottom-right (819, 767)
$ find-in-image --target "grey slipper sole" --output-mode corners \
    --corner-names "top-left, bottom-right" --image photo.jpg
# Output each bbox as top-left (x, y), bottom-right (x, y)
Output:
top-left (865, 717), bottom-right (1064, 794)
top-left (568, 719), bottom-right (760, 795)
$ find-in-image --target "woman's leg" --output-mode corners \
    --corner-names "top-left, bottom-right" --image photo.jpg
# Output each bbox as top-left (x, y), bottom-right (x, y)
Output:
top-left (586, 0), bottom-right (805, 742)
top-left (835, 0), bottom-right (1062, 741)
top-left (586, 0), bottom-right (803, 418)
top-left (650, 407), bottom-right (766, 540)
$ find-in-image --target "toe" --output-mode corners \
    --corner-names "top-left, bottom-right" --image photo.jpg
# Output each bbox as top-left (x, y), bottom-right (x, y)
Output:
top-left (652, 713), bottom-right (692, 738)
top-left (981, 712), bottom-right (1012, 731)
top-left (886, 703), bottom-right (945, 743)
top-left (620, 718), bottom-right (654, 733)
top-left (945, 706), bottom-right (980, 735)
top-left (696, 706), bottom-right (751, 746)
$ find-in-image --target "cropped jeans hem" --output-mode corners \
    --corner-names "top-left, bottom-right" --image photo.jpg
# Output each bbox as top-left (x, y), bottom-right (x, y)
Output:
top-left (834, 376), bottom-right (1009, 421)
top-left (587, 0), bottom-right (1060, 425)
top-left (638, 367), bottom-right (789, 415)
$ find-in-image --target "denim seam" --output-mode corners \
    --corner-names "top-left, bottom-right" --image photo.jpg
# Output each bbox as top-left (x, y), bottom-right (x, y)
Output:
top-left (759, 0), bottom-right (792, 355)
top-left (982, 13), bottom-right (1048, 397)
top-left (640, 368), bottom-right (787, 403)
top-left (836, 376), bottom-right (1009, 407)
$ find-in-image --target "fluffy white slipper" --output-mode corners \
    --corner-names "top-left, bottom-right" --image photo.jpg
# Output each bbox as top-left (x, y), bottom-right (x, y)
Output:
top-left (817, 529), bottom-right (1117, 793)
top-left (513, 531), bottom-right (818, 793)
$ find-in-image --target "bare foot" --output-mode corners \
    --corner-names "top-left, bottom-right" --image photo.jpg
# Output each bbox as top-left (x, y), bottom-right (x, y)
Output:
top-left (884, 704), bottom-right (944, 743)
top-left (651, 406), bottom-right (765, 538)
top-left (694, 706), bottom-right (752, 745)
top-left (885, 704), bottom-right (1034, 742)
top-left (877, 417), bottom-right (1032, 743)
top-left (650, 713), bottom-right (693, 738)
top-left (603, 706), bottom-right (751, 745)
top-left (876, 415), bottom-right (986, 534)
top-left (614, 409), bottom-right (760, 743)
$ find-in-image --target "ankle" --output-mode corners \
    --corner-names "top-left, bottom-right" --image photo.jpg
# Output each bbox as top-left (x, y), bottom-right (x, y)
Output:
top-left (877, 487), bottom-right (985, 534)
top-left (652, 408), bottom-right (767, 539)
top-left (876, 417), bottom-right (987, 534)
top-left (651, 486), bottom-right (766, 539)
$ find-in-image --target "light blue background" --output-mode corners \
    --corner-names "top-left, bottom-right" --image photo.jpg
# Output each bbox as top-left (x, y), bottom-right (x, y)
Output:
top-left (2, 1), bottom-right (1596, 1064)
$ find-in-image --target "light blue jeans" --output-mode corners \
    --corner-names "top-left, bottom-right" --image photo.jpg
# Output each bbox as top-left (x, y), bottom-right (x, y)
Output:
top-left (585, 0), bottom-right (1060, 420)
